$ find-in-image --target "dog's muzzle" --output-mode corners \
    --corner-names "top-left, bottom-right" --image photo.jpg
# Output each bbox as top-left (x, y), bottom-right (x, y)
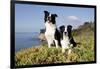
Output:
top-left (64, 32), bottom-right (68, 35)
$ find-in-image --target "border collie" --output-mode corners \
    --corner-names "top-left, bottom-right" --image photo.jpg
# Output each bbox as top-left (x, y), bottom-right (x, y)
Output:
top-left (44, 11), bottom-right (61, 48)
top-left (59, 25), bottom-right (76, 53)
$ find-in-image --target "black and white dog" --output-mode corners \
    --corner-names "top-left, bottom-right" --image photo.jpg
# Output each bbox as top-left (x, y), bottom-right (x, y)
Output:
top-left (44, 11), bottom-right (61, 48)
top-left (44, 10), bottom-right (76, 54)
top-left (59, 25), bottom-right (76, 53)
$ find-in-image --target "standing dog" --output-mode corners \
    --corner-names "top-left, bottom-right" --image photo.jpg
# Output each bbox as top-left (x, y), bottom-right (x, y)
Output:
top-left (59, 25), bottom-right (76, 53)
top-left (44, 11), bottom-right (61, 48)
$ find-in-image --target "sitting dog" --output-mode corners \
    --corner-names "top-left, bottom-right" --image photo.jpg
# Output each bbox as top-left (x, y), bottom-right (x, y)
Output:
top-left (59, 25), bottom-right (76, 53)
top-left (44, 11), bottom-right (61, 48)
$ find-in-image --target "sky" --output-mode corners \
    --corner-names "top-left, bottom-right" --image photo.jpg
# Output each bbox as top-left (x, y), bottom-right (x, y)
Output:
top-left (15, 4), bottom-right (94, 33)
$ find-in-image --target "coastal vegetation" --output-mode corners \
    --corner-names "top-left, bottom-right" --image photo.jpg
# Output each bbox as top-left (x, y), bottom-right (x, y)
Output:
top-left (15, 22), bottom-right (95, 66)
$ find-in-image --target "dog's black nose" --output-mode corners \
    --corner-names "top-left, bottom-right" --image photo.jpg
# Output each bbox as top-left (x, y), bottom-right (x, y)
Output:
top-left (47, 17), bottom-right (51, 21)
top-left (48, 17), bottom-right (50, 19)
top-left (64, 32), bottom-right (67, 35)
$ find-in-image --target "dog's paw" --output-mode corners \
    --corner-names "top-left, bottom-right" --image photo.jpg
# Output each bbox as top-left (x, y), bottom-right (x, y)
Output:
top-left (68, 49), bottom-right (72, 55)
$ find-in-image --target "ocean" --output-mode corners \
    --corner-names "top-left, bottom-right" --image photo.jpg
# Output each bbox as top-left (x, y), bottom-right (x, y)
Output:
top-left (15, 32), bottom-right (41, 52)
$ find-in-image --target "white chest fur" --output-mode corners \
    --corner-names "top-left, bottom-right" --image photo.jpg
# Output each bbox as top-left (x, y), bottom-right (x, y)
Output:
top-left (45, 22), bottom-right (56, 36)
top-left (61, 36), bottom-right (69, 49)
top-left (61, 35), bottom-right (70, 53)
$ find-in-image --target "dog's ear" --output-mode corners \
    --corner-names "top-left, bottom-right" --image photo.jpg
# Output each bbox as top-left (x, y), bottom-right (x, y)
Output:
top-left (59, 25), bottom-right (65, 32)
top-left (54, 14), bottom-right (58, 17)
top-left (44, 11), bottom-right (50, 22)
top-left (51, 14), bottom-right (58, 17)
top-left (59, 25), bottom-right (65, 29)
top-left (44, 11), bottom-right (49, 14)
top-left (44, 10), bottom-right (48, 13)
top-left (67, 25), bottom-right (72, 30)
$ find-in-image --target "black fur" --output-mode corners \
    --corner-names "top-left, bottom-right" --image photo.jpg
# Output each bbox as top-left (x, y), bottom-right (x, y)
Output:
top-left (59, 25), bottom-right (65, 33)
top-left (51, 14), bottom-right (58, 24)
top-left (59, 25), bottom-right (65, 40)
top-left (67, 25), bottom-right (76, 47)
top-left (54, 28), bottom-right (61, 46)
top-left (44, 11), bottom-right (50, 22)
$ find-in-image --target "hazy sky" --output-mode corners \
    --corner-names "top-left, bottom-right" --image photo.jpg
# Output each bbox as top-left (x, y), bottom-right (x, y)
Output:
top-left (15, 4), bottom-right (94, 33)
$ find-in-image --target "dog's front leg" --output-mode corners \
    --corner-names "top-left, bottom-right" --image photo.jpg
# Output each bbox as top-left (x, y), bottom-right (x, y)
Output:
top-left (47, 39), bottom-right (52, 48)
top-left (68, 49), bottom-right (72, 55)
top-left (54, 40), bottom-right (59, 48)
top-left (62, 48), bottom-right (65, 53)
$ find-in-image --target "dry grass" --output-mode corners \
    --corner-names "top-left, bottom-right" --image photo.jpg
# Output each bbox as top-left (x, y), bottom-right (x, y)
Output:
top-left (15, 32), bottom-right (94, 66)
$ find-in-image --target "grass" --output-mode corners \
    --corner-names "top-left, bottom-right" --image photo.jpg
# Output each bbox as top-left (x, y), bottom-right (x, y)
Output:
top-left (15, 31), bottom-right (95, 66)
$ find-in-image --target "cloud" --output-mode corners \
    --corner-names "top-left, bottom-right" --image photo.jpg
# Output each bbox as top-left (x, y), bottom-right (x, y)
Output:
top-left (67, 15), bottom-right (82, 29)
top-left (68, 16), bottom-right (79, 21)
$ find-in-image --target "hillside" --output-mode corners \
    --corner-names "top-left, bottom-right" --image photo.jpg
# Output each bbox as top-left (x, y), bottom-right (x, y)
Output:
top-left (15, 22), bottom-right (95, 66)
top-left (73, 22), bottom-right (94, 36)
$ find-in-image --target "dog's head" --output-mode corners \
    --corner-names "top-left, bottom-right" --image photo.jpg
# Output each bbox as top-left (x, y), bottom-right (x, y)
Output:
top-left (59, 25), bottom-right (73, 38)
top-left (59, 25), bottom-right (68, 36)
top-left (44, 10), bottom-right (58, 24)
